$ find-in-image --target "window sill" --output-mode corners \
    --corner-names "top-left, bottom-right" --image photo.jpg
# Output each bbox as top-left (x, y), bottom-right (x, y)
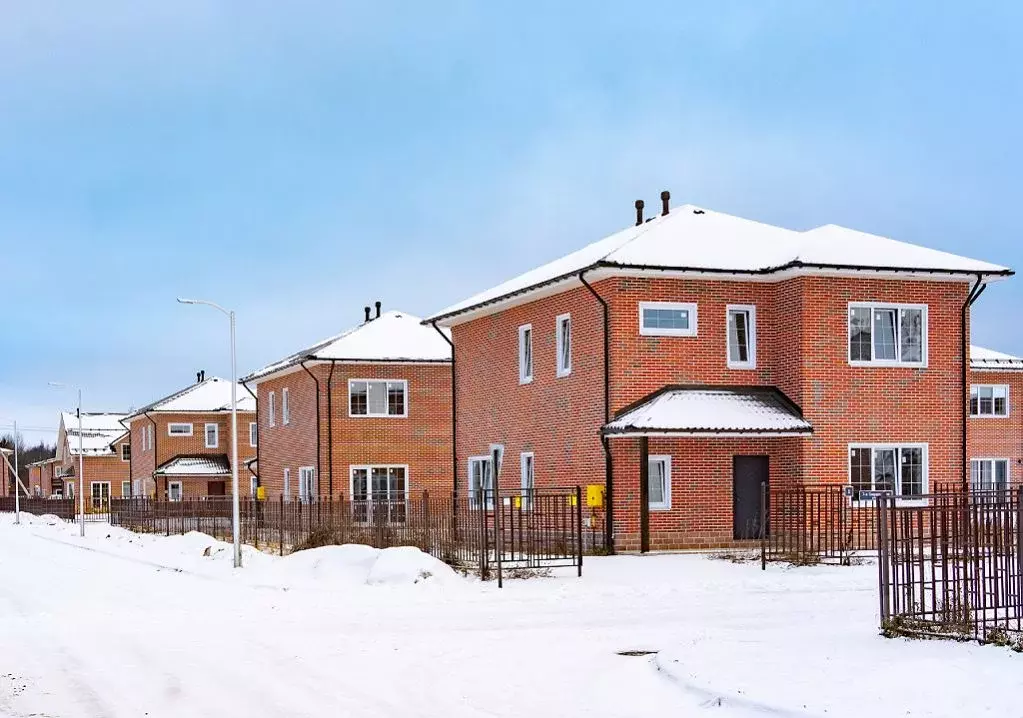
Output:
top-left (556, 369), bottom-right (572, 378)
top-left (640, 330), bottom-right (697, 338)
top-left (727, 362), bottom-right (756, 370)
top-left (848, 360), bottom-right (927, 369)
top-left (649, 505), bottom-right (672, 512)
top-left (519, 377), bottom-right (533, 385)
top-left (347, 413), bottom-right (409, 419)
top-left (970, 414), bottom-right (1010, 420)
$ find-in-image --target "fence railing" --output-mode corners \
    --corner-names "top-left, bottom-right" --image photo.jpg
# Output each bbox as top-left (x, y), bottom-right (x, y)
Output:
top-left (0, 497), bottom-right (77, 521)
top-left (760, 485), bottom-right (880, 565)
top-left (878, 488), bottom-right (1023, 643)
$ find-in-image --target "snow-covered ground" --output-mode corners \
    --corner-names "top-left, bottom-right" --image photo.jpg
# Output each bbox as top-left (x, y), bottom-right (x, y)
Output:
top-left (0, 512), bottom-right (1018, 718)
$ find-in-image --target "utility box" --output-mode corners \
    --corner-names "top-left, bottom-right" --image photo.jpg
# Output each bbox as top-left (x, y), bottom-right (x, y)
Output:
top-left (256, 486), bottom-right (266, 501)
top-left (586, 485), bottom-right (604, 508)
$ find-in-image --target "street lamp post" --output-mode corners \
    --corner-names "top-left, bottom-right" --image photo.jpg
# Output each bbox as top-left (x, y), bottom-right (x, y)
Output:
top-left (177, 297), bottom-right (241, 568)
top-left (13, 419), bottom-right (19, 525)
top-left (49, 383), bottom-right (85, 537)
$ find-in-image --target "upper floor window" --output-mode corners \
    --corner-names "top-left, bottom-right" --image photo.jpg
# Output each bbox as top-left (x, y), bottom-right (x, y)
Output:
top-left (726, 305), bottom-right (756, 369)
top-left (518, 324), bottom-right (533, 384)
top-left (282, 388), bottom-right (290, 425)
top-left (349, 380), bottom-right (408, 417)
top-left (848, 303), bottom-right (927, 367)
top-left (849, 443), bottom-right (927, 502)
top-left (268, 391), bottom-right (276, 427)
top-left (970, 385), bottom-right (1009, 417)
top-left (205, 423), bottom-right (219, 449)
top-left (120, 443), bottom-right (131, 462)
top-left (556, 314), bottom-right (571, 377)
top-left (639, 302), bottom-right (697, 337)
top-left (249, 422), bottom-right (258, 447)
top-left (147, 424), bottom-right (153, 451)
top-left (168, 423), bottom-right (193, 437)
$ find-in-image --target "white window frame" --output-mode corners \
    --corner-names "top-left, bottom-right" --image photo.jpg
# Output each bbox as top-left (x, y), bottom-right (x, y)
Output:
top-left (268, 391), bottom-right (276, 427)
top-left (520, 452), bottom-right (535, 509)
top-left (249, 422), bottom-right (258, 447)
top-left (726, 304), bottom-right (757, 369)
top-left (282, 387), bottom-right (290, 425)
top-left (555, 314), bottom-right (572, 377)
top-left (639, 301), bottom-right (698, 337)
top-left (518, 324), bottom-right (533, 384)
top-left (970, 384), bottom-right (1010, 418)
top-left (250, 476), bottom-right (259, 496)
top-left (848, 443), bottom-right (929, 505)
top-left (90, 481), bottom-right (111, 510)
top-left (298, 466), bottom-right (316, 503)
top-left (120, 443), bottom-right (131, 462)
top-left (121, 481), bottom-right (131, 497)
top-left (167, 422), bottom-right (193, 437)
top-left (147, 424), bottom-right (153, 451)
top-left (648, 454), bottom-right (672, 511)
top-left (347, 379), bottom-right (409, 418)
top-left (283, 468), bottom-right (291, 502)
top-left (168, 480), bottom-right (183, 502)
top-left (847, 302), bottom-right (928, 368)
top-left (204, 422), bottom-right (219, 449)
top-left (468, 455), bottom-right (494, 509)
top-left (971, 458), bottom-right (1010, 492)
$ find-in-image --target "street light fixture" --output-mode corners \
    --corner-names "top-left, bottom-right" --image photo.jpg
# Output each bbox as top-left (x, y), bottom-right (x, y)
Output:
top-left (177, 297), bottom-right (241, 568)
top-left (48, 382), bottom-right (85, 537)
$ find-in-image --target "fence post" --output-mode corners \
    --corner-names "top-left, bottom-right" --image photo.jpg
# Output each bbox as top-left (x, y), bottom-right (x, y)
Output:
top-left (877, 495), bottom-right (890, 625)
top-left (576, 485), bottom-right (583, 577)
top-left (491, 447), bottom-right (503, 589)
top-left (760, 480), bottom-right (767, 571)
top-left (279, 494), bottom-right (284, 556)
top-left (423, 489), bottom-right (431, 552)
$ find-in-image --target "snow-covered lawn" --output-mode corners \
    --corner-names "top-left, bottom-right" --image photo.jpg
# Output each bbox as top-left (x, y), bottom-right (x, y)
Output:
top-left (0, 512), bottom-right (1017, 718)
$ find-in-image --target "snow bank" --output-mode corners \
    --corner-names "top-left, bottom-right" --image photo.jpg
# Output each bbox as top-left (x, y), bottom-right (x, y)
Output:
top-left (366, 546), bottom-right (459, 586)
top-left (262, 544), bottom-right (459, 588)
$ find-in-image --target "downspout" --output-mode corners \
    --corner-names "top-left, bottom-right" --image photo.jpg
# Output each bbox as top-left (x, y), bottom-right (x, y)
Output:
top-left (430, 321), bottom-right (457, 499)
top-left (120, 417), bottom-right (132, 497)
top-left (579, 270), bottom-right (615, 554)
top-left (144, 411), bottom-right (159, 499)
top-left (240, 378), bottom-right (259, 488)
top-left (300, 361), bottom-right (323, 496)
top-left (962, 274), bottom-right (987, 491)
top-left (325, 361), bottom-right (336, 497)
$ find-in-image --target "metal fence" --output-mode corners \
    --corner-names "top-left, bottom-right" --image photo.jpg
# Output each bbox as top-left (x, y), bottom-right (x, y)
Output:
top-left (0, 497), bottom-right (77, 521)
top-left (877, 488), bottom-right (1023, 643)
top-left (109, 488), bottom-right (584, 581)
top-left (760, 485), bottom-right (879, 565)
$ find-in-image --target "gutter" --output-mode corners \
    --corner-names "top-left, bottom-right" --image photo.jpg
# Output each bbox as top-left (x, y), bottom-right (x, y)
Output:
top-left (430, 322), bottom-right (457, 501)
top-left (300, 360), bottom-right (323, 496)
top-left (325, 361), bottom-right (336, 496)
top-left (143, 410), bottom-right (159, 496)
top-left (119, 416), bottom-right (133, 497)
top-left (962, 275), bottom-right (987, 491)
top-left (578, 270), bottom-right (615, 554)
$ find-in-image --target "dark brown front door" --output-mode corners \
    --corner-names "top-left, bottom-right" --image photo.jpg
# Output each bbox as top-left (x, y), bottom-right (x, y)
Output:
top-left (208, 481), bottom-right (226, 497)
top-left (733, 455), bottom-right (769, 540)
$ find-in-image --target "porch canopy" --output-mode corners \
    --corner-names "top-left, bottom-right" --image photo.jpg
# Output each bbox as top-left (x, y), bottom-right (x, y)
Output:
top-left (602, 385), bottom-right (813, 438)
top-left (154, 455), bottom-right (231, 477)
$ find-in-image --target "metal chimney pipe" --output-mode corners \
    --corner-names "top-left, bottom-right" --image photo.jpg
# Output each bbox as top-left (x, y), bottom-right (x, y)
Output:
top-left (375, 301), bottom-right (382, 319)
top-left (364, 306), bottom-right (371, 322)
top-left (634, 199), bottom-right (645, 226)
top-left (660, 190), bottom-right (670, 216)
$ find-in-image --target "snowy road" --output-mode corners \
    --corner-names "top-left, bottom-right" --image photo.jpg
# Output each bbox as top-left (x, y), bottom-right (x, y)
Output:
top-left (1, 514), bottom-right (1019, 717)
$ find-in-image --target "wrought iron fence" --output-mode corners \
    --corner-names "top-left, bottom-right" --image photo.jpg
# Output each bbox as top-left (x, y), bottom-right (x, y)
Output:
top-left (760, 485), bottom-right (880, 565)
top-left (0, 497), bottom-right (77, 521)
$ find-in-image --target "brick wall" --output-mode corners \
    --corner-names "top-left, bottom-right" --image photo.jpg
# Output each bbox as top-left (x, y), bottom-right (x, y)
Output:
top-left (967, 369), bottom-right (1023, 484)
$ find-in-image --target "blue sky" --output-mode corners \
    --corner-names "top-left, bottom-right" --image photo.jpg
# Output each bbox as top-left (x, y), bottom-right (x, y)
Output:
top-left (1, 1), bottom-right (1021, 440)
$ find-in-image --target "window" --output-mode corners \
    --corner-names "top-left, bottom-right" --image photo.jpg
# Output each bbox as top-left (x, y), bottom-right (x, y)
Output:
top-left (168, 481), bottom-right (182, 502)
top-left (120, 443), bottom-right (131, 462)
top-left (348, 380), bottom-right (408, 417)
top-left (520, 452), bottom-right (535, 509)
top-left (639, 301), bottom-right (698, 337)
top-left (298, 466), bottom-right (315, 503)
top-left (168, 423), bottom-right (193, 437)
top-left (205, 423), bottom-right (219, 449)
top-left (726, 305), bottom-right (756, 369)
top-left (468, 456), bottom-right (494, 509)
top-left (65, 480), bottom-right (74, 499)
top-left (350, 465), bottom-right (407, 523)
top-left (90, 481), bottom-right (110, 510)
top-left (648, 455), bottom-right (671, 510)
top-left (848, 303), bottom-right (927, 366)
top-left (268, 391), bottom-right (276, 427)
top-left (121, 481), bottom-right (131, 498)
top-left (970, 385), bottom-right (1009, 417)
top-left (250, 477), bottom-right (259, 497)
top-left (283, 468), bottom-right (291, 502)
top-left (848, 444), bottom-right (928, 502)
top-left (147, 424), bottom-right (153, 451)
top-left (556, 314), bottom-right (572, 377)
top-left (971, 459), bottom-right (1009, 492)
top-left (282, 388), bottom-right (290, 425)
top-left (249, 422), bottom-right (258, 447)
top-left (518, 324), bottom-right (533, 384)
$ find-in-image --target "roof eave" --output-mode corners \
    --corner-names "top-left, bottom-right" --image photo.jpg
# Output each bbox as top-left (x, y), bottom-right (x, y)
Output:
top-left (603, 428), bottom-right (813, 438)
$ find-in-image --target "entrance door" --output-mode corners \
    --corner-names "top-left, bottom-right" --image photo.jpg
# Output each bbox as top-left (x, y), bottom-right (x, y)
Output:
top-left (733, 455), bottom-right (769, 539)
top-left (208, 481), bottom-right (226, 497)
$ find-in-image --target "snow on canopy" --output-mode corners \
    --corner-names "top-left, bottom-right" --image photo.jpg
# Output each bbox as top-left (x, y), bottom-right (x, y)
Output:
top-left (155, 455), bottom-right (231, 476)
top-left (129, 377), bottom-right (256, 417)
top-left (58, 412), bottom-right (129, 456)
top-left (245, 310), bottom-right (451, 383)
top-left (427, 204), bottom-right (1011, 324)
top-left (603, 387), bottom-right (813, 437)
top-left (971, 344), bottom-right (1023, 371)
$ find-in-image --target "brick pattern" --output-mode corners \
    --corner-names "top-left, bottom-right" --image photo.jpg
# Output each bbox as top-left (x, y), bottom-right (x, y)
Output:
top-left (59, 433), bottom-right (132, 504)
top-left (967, 369), bottom-right (1023, 484)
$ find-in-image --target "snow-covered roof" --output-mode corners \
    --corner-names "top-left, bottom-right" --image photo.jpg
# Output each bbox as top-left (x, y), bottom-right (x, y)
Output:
top-left (427, 205), bottom-right (1011, 325)
top-left (154, 455), bottom-right (231, 477)
top-left (128, 377), bottom-right (256, 419)
top-left (245, 310), bottom-right (451, 383)
top-left (603, 386), bottom-right (813, 437)
top-left (971, 345), bottom-right (1023, 372)
top-left (60, 412), bottom-right (129, 456)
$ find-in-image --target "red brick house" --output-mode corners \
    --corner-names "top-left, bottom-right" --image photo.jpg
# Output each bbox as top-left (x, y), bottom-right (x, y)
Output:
top-left (123, 375), bottom-right (256, 500)
top-left (425, 196), bottom-right (1013, 552)
top-left (27, 457), bottom-right (62, 498)
top-left (54, 411), bottom-right (131, 509)
top-left (242, 307), bottom-right (452, 504)
top-left (968, 345), bottom-right (1023, 490)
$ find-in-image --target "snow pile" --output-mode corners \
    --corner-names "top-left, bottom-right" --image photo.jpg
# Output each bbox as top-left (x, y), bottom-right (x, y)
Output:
top-left (264, 544), bottom-right (459, 588)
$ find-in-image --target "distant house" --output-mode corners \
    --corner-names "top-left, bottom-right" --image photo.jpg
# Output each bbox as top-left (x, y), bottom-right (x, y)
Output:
top-left (968, 345), bottom-right (1023, 491)
top-left (55, 412), bottom-right (130, 509)
top-left (242, 306), bottom-right (452, 504)
top-left (123, 374), bottom-right (256, 500)
top-left (27, 457), bottom-right (62, 498)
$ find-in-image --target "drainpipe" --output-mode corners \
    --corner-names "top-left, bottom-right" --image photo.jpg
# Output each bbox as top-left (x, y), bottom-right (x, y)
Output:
top-left (300, 361), bottom-right (323, 496)
top-left (240, 378), bottom-right (259, 489)
top-left (962, 274), bottom-right (987, 491)
top-left (579, 270), bottom-right (615, 554)
top-left (325, 362), bottom-right (336, 497)
top-left (430, 322), bottom-right (457, 499)
top-left (144, 411), bottom-right (159, 499)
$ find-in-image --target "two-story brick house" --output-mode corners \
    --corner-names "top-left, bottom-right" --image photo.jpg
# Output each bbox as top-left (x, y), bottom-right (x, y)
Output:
top-left (425, 196), bottom-right (1012, 552)
top-left (242, 307), bottom-right (452, 505)
top-left (54, 411), bottom-right (131, 509)
top-left (27, 457), bottom-right (62, 497)
top-left (968, 345), bottom-right (1023, 491)
top-left (123, 374), bottom-right (256, 499)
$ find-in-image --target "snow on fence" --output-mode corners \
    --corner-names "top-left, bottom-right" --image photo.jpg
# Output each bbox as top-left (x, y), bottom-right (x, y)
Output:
top-left (108, 489), bottom-right (586, 579)
top-left (877, 487), bottom-right (1023, 645)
